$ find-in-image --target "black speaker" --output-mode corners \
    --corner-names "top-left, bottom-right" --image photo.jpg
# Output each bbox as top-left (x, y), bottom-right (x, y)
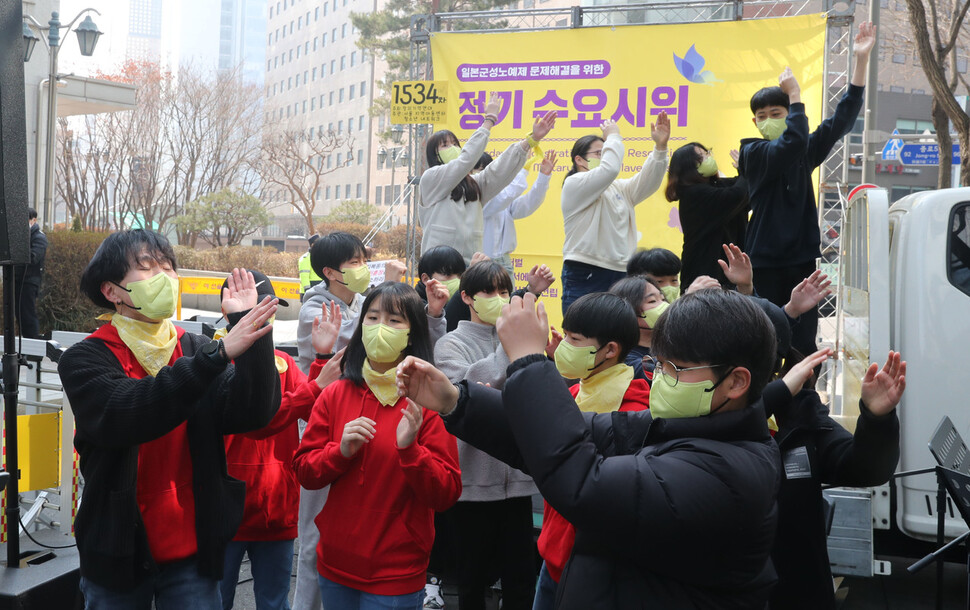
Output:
top-left (0, 1), bottom-right (31, 265)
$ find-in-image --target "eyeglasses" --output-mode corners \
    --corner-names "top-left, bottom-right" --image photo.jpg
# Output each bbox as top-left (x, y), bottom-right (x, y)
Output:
top-left (645, 357), bottom-right (728, 387)
top-left (586, 149), bottom-right (604, 158)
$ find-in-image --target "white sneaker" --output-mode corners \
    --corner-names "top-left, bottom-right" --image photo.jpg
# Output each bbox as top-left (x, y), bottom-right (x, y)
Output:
top-left (423, 576), bottom-right (445, 609)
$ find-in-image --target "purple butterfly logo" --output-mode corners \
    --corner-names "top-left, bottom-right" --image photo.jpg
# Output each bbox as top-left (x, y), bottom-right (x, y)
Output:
top-left (673, 45), bottom-right (721, 85)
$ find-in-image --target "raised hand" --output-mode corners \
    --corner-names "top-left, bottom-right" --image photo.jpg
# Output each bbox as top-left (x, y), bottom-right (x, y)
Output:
top-left (717, 243), bottom-right (753, 295)
top-left (470, 251), bottom-right (491, 266)
top-left (222, 268), bottom-right (258, 314)
top-left (314, 347), bottom-right (345, 389)
top-left (311, 301), bottom-right (342, 355)
top-left (396, 399), bottom-right (424, 449)
top-left (484, 93), bottom-right (502, 120)
top-left (526, 264), bottom-right (555, 296)
top-left (545, 326), bottom-right (563, 359)
top-left (340, 416), bottom-right (376, 458)
top-left (784, 270), bottom-right (832, 318)
top-left (539, 150), bottom-right (558, 175)
top-left (685, 275), bottom-right (720, 294)
top-left (396, 356), bottom-right (460, 415)
top-left (532, 110), bottom-right (557, 141)
top-left (496, 293), bottom-right (549, 362)
top-left (782, 348), bottom-right (832, 395)
top-left (853, 21), bottom-right (876, 58)
top-left (425, 278), bottom-right (450, 318)
top-left (779, 67), bottom-right (800, 97)
top-left (600, 119), bottom-right (620, 139)
top-left (729, 149), bottom-right (740, 169)
top-left (861, 351), bottom-right (906, 416)
top-left (384, 260), bottom-right (406, 283)
top-left (222, 294), bottom-right (278, 360)
top-left (651, 111), bottom-right (671, 150)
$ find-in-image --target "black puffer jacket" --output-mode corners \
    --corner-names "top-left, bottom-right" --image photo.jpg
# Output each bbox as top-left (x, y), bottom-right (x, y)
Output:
top-left (446, 356), bottom-right (789, 609)
top-left (768, 389), bottom-right (899, 610)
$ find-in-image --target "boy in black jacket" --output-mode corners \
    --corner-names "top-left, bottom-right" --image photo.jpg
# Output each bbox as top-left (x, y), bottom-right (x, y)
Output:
top-left (60, 230), bottom-right (281, 607)
top-left (739, 22), bottom-right (875, 356)
top-left (397, 290), bottom-right (789, 609)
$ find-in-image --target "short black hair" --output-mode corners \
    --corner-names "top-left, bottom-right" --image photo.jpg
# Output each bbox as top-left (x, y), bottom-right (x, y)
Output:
top-left (562, 292), bottom-right (640, 360)
top-left (341, 282), bottom-right (433, 385)
top-left (27, 208), bottom-right (37, 221)
top-left (310, 231), bottom-right (366, 284)
top-left (459, 260), bottom-right (514, 297)
top-left (652, 290), bottom-right (776, 400)
top-left (418, 245), bottom-right (466, 280)
top-left (475, 152), bottom-right (493, 171)
top-left (627, 248), bottom-right (681, 277)
top-left (749, 86), bottom-right (790, 114)
top-left (79, 229), bottom-right (178, 310)
top-left (609, 275), bottom-right (664, 314)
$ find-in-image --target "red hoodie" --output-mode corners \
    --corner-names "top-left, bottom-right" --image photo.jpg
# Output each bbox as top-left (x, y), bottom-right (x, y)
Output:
top-left (91, 323), bottom-right (198, 565)
top-left (537, 377), bottom-right (651, 583)
top-left (292, 378), bottom-right (461, 595)
top-left (224, 351), bottom-right (323, 541)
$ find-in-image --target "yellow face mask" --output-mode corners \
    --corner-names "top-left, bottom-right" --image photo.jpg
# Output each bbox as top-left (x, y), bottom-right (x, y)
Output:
top-left (361, 323), bottom-right (409, 363)
top-left (443, 277), bottom-right (461, 298)
top-left (472, 295), bottom-right (506, 326)
top-left (339, 264), bottom-right (371, 294)
top-left (554, 340), bottom-right (604, 380)
top-left (115, 272), bottom-right (179, 321)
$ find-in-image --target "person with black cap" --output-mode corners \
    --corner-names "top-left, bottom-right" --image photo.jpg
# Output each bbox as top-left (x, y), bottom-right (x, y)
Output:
top-left (298, 235), bottom-right (322, 303)
top-left (217, 269), bottom-right (345, 609)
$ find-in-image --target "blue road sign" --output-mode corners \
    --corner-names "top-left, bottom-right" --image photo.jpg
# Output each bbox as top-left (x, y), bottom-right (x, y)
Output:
top-left (881, 129), bottom-right (903, 160)
top-left (898, 143), bottom-right (962, 165)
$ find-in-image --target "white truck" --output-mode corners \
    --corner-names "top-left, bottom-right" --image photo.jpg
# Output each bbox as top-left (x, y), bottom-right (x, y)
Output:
top-left (823, 186), bottom-right (970, 577)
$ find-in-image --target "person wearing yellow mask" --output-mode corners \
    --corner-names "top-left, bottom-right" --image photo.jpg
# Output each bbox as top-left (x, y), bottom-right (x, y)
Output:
top-left (610, 275), bottom-right (669, 384)
top-left (739, 22), bottom-right (875, 359)
top-left (416, 245), bottom-right (466, 304)
top-left (395, 289), bottom-right (793, 609)
top-left (433, 260), bottom-right (537, 610)
top-left (560, 112), bottom-right (670, 316)
top-left (216, 269), bottom-right (345, 610)
top-left (626, 247), bottom-right (682, 302)
top-left (293, 282), bottom-right (461, 610)
top-left (419, 91), bottom-right (557, 265)
top-left (60, 230), bottom-right (280, 606)
top-left (664, 142), bottom-right (749, 291)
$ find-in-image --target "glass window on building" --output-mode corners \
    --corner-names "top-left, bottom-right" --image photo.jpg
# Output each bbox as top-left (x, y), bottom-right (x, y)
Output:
top-left (375, 186), bottom-right (382, 205)
top-left (337, 152), bottom-right (343, 165)
top-left (339, 88), bottom-right (345, 103)
top-left (326, 186), bottom-right (331, 199)
top-left (351, 52), bottom-right (356, 67)
top-left (356, 184), bottom-right (362, 198)
top-left (890, 185), bottom-right (930, 202)
top-left (350, 85), bottom-right (356, 100)
top-left (341, 56), bottom-right (346, 70)
top-left (889, 85), bottom-right (905, 93)
top-left (342, 24), bottom-right (348, 38)
top-left (958, 56), bottom-right (968, 73)
top-left (359, 115), bottom-right (365, 130)
top-left (345, 184), bottom-right (351, 198)
top-left (896, 118), bottom-right (935, 134)
top-left (949, 203), bottom-right (970, 297)
top-left (360, 81), bottom-right (366, 96)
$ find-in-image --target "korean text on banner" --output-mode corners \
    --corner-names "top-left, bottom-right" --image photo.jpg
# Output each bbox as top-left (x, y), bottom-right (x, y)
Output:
top-left (430, 14), bottom-right (827, 326)
top-left (391, 81), bottom-right (449, 125)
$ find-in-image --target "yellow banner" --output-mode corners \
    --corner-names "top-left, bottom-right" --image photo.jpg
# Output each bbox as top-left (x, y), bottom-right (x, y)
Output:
top-left (179, 276), bottom-right (300, 301)
top-left (431, 14), bottom-right (827, 324)
top-left (391, 80), bottom-right (449, 124)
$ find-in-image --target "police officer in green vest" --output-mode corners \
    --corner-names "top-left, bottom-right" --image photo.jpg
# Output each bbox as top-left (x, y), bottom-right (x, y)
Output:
top-left (298, 234), bottom-right (322, 303)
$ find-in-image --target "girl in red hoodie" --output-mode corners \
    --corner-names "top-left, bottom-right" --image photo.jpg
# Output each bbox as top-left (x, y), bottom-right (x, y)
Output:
top-left (535, 292), bottom-right (650, 610)
top-left (293, 282), bottom-right (461, 609)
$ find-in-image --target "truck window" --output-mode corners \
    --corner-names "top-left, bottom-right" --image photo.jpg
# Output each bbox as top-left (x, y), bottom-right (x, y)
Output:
top-left (950, 203), bottom-right (970, 297)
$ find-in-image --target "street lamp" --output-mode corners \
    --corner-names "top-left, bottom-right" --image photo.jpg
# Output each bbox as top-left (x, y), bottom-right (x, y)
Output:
top-left (23, 9), bottom-right (103, 229)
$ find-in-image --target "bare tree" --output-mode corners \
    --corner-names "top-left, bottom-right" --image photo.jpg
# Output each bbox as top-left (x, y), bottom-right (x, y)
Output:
top-left (905, 0), bottom-right (970, 186)
top-left (257, 127), bottom-right (355, 235)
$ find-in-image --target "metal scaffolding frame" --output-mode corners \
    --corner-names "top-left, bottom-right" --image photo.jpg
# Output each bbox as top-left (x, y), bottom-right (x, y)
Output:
top-left (399, 1), bottom-right (855, 370)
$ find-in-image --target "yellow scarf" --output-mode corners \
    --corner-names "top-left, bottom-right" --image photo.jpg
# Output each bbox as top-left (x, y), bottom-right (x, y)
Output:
top-left (363, 359), bottom-right (401, 407)
top-left (575, 363), bottom-right (635, 414)
top-left (109, 313), bottom-right (178, 377)
top-left (213, 326), bottom-right (288, 374)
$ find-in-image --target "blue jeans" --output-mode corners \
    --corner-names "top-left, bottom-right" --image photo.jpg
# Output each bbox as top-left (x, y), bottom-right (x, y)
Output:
top-left (80, 557), bottom-right (221, 610)
top-left (317, 574), bottom-right (423, 609)
top-left (531, 562), bottom-right (558, 610)
top-left (561, 261), bottom-right (627, 316)
top-left (220, 539), bottom-right (295, 610)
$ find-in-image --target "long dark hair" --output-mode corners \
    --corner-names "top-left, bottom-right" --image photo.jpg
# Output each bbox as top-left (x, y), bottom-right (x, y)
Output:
top-left (341, 282), bottom-right (433, 385)
top-left (563, 135), bottom-right (604, 184)
top-left (426, 129), bottom-right (482, 203)
top-left (665, 142), bottom-right (710, 202)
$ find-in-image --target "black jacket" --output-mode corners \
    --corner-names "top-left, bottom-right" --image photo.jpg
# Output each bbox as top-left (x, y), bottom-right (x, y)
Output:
top-left (678, 176), bottom-right (749, 289)
top-left (15, 223), bottom-right (47, 287)
top-left (768, 390), bottom-right (899, 610)
top-left (739, 85), bottom-right (864, 269)
top-left (445, 356), bottom-right (788, 609)
top-left (59, 321), bottom-right (280, 590)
